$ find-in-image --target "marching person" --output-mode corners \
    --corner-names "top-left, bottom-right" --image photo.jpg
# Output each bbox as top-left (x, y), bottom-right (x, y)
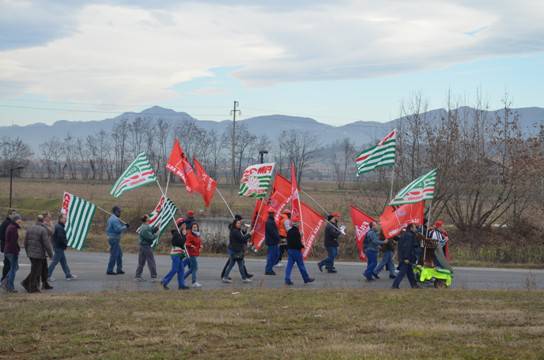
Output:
top-left (161, 218), bottom-right (189, 290)
top-left (392, 223), bottom-right (420, 289)
top-left (222, 218), bottom-right (253, 284)
top-left (48, 213), bottom-right (77, 281)
top-left (184, 222), bottom-right (203, 288)
top-left (3, 214), bottom-right (23, 293)
top-left (135, 215), bottom-right (159, 282)
top-left (275, 209), bottom-right (291, 266)
top-left (373, 232), bottom-right (397, 279)
top-left (220, 214), bottom-right (253, 280)
top-left (284, 218), bottom-right (314, 285)
top-left (106, 206), bottom-right (128, 275)
top-left (318, 212), bottom-right (342, 273)
top-left (40, 212), bottom-right (54, 289)
top-left (264, 207), bottom-right (281, 276)
top-left (0, 209), bottom-right (16, 288)
top-left (22, 214), bottom-right (53, 293)
top-left (363, 221), bottom-right (388, 281)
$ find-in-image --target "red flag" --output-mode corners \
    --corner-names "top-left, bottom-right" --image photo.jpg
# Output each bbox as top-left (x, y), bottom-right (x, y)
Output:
top-left (300, 201), bottom-right (325, 259)
top-left (251, 174), bottom-right (292, 250)
top-left (350, 206), bottom-right (375, 262)
top-left (192, 158), bottom-right (217, 207)
top-left (379, 201), bottom-right (425, 238)
top-left (166, 138), bottom-right (201, 193)
top-left (290, 162), bottom-right (303, 227)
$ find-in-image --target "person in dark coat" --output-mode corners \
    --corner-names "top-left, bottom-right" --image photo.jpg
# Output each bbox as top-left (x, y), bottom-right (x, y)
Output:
top-left (22, 215), bottom-right (53, 293)
top-left (0, 209), bottom-right (16, 286)
top-left (318, 212), bottom-right (342, 273)
top-left (392, 223), bottom-right (420, 289)
top-left (220, 214), bottom-right (253, 280)
top-left (48, 213), bottom-right (76, 281)
top-left (3, 214), bottom-right (22, 293)
top-left (222, 219), bottom-right (253, 283)
top-left (264, 207), bottom-right (280, 275)
top-left (373, 232), bottom-right (397, 279)
top-left (161, 218), bottom-right (189, 290)
top-left (284, 220), bottom-right (314, 286)
top-left (40, 212), bottom-right (54, 289)
top-left (363, 222), bottom-right (388, 281)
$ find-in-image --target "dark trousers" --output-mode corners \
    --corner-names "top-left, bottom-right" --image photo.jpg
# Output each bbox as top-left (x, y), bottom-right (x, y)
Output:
top-left (265, 245), bottom-right (279, 273)
top-left (392, 262), bottom-right (417, 288)
top-left (1, 256), bottom-right (10, 281)
top-left (41, 258), bottom-right (50, 286)
top-left (318, 246), bottom-right (338, 270)
top-left (22, 257), bottom-right (43, 292)
top-left (135, 245), bottom-right (157, 279)
top-left (221, 258), bottom-right (250, 279)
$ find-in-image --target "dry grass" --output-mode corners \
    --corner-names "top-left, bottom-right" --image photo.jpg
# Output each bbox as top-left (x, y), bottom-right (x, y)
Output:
top-left (0, 289), bottom-right (543, 359)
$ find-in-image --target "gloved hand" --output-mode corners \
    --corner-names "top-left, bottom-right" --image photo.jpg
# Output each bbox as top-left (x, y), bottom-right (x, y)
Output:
top-left (125, 223), bottom-right (130, 229)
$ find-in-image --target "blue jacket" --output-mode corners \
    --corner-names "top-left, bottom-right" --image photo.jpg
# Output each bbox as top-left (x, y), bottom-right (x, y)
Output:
top-left (363, 228), bottom-right (385, 252)
top-left (264, 215), bottom-right (280, 246)
top-left (397, 230), bottom-right (419, 263)
top-left (106, 215), bottom-right (126, 240)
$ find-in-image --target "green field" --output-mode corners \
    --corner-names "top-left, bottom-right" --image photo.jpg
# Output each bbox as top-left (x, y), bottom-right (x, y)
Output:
top-left (1, 289), bottom-right (543, 359)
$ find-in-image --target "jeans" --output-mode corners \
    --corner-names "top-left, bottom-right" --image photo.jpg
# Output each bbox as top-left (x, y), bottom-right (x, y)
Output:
top-left (5, 253), bottom-right (18, 290)
top-left (265, 245), bottom-right (280, 273)
top-left (162, 255), bottom-right (186, 289)
top-left (107, 238), bottom-right (123, 273)
top-left (374, 250), bottom-right (395, 277)
top-left (135, 245), bottom-right (157, 279)
top-left (48, 248), bottom-right (72, 278)
top-left (184, 256), bottom-right (198, 283)
top-left (22, 257), bottom-right (43, 292)
top-left (363, 249), bottom-right (378, 280)
top-left (224, 249), bottom-right (247, 280)
top-left (392, 262), bottom-right (417, 288)
top-left (318, 246), bottom-right (338, 270)
top-left (285, 249), bottom-right (310, 283)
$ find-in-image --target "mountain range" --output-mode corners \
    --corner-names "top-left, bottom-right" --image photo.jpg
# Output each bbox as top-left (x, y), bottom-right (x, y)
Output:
top-left (2, 105), bottom-right (543, 152)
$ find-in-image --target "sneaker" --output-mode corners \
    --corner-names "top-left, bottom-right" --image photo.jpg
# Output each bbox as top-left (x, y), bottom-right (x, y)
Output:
top-left (327, 269), bottom-right (338, 274)
top-left (389, 274), bottom-right (396, 279)
top-left (106, 271), bottom-right (117, 275)
top-left (372, 273), bottom-right (380, 280)
top-left (246, 274), bottom-right (253, 279)
top-left (192, 282), bottom-right (202, 288)
top-left (6, 288), bottom-right (18, 293)
top-left (265, 271), bottom-right (276, 276)
top-left (66, 275), bottom-right (77, 281)
top-left (161, 282), bottom-right (169, 290)
top-left (285, 280), bottom-right (294, 286)
top-left (178, 285), bottom-right (190, 290)
top-left (116, 270), bottom-right (125, 275)
top-left (275, 262), bottom-right (284, 268)
top-left (222, 277), bottom-right (232, 284)
top-left (304, 278), bottom-right (315, 284)
top-left (42, 284), bottom-right (53, 290)
top-left (242, 278), bottom-right (252, 283)
top-left (134, 277), bottom-right (145, 282)
top-left (20, 281), bottom-right (30, 292)
top-left (48, 277), bottom-right (56, 282)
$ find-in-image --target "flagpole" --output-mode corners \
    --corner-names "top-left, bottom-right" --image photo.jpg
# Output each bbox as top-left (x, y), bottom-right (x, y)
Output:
top-left (251, 197), bottom-right (265, 232)
top-left (164, 172), bottom-right (171, 197)
top-left (216, 187), bottom-right (235, 219)
top-left (300, 189), bottom-right (343, 232)
top-left (388, 165), bottom-right (396, 203)
top-left (95, 205), bottom-right (128, 225)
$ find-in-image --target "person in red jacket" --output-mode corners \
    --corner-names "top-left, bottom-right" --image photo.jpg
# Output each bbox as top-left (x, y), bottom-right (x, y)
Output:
top-left (185, 222), bottom-right (203, 288)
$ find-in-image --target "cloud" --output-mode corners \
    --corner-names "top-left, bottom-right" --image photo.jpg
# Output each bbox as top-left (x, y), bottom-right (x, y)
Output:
top-left (0, 0), bottom-right (543, 105)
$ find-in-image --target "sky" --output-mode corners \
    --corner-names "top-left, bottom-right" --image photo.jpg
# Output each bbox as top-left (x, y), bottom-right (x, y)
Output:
top-left (0, 0), bottom-right (543, 127)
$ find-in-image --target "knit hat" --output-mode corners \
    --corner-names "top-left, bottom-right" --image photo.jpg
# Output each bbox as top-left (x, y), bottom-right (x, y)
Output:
top-left (12, 214), bottom-right (22, 222)
top-left (187, 210), bottom-right (194, 217)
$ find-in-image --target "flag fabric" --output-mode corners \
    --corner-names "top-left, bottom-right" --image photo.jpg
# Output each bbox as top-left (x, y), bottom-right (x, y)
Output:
top-left (166, 138), bottom-right (201, 193)
top-left (239, 163), bottom-right (275, 198)
top-left (349, 206), bottom-right (375, 262)
top-left (355, 129), bottom-right (397, 175)
top-left (380, 201), bottom-right (425, 239)
top-left (110, 152), bottom-right (157, 198)
top-left (251, 174), bottom-right (291, 250)
top-left (61, 192), bottom-right (96, 250)
top-left (300, 201), bottom-right (325, 259)
top-left (290, 162), bottom-right (303, 226)
top-left (193, 158), bottom-right (217, 207)
top-left (146, 195), bottom-right (178, 247)
top-left (390, 169), bottom-right (437, 205)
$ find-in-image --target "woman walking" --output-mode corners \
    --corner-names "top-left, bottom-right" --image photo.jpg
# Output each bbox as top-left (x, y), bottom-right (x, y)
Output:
top-left (161, 219), bottom-right (189, 290)
top-left (184, 222), bottom-right (203, 288)
top-left (222, 219), bottom-right (253, 284)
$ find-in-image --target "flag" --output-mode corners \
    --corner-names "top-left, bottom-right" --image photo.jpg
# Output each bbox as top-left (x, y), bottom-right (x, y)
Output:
top-left (290, 162), bottom-right (303, 227)
top-left (61, 192), bottom-right (96, 250)
top-left (390, 169), bottom-right (437, 205)
top-left (110, 152), bottom-right (157, 198)
top-left (355, 129), bottom-right (397, 175)
top-left (380, 201), bottom-right (425, 238)
top-left (239, 162), bottom-right (275, 198)
top-left (146, 195), bottom-right (178, 247)
top-left (251, 174), bottom-right (291, 250)
top-left (349, 206), bottom-right (375, 262)
top-left (193, 158), bottom-right (217, 207)
top-left (166, 138), bottom-right (201, 193)
top-left (300, 201), bottom-right (325, 259)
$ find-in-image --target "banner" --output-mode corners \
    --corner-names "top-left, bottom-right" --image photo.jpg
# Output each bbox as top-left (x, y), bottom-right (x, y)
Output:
top-left (290, 162), bottom-right (303, 226)
top-left (300, 201), bottom-right (325, 259)
top-left (62, 192), bottom-right (96, 250)
top-left (166, 138), bottom-right (201, 193)
top-left (239, 162), bottom-right (275, 199)
top-left (146, 195), bottom-right (178, 247)
top-left (110, 152), bottom-right (157, 198)
top-left (390, 169), bottom-right (437, 205)
top-left (380, 201), bottom-right (425, 238)
top-left (193, 158), bottom-right (217, 207)
top-left (355, 129), bottom-right (397, 175)
top-left (349, 206), bottom-right (375, 262)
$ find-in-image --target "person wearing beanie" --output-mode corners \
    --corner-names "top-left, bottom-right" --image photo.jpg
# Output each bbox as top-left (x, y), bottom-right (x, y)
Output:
top-left (284, 219), bottom-right (314, 286)
top-left (220, 215), bottom-right (253, 280)
top-left (183, 210), bottom-right (196, 229)
top-left (106, 206), bottom-right (129, 275)
top-left (22, 214), bottom-right (53, 293)
top-left (3, 214), bottom-right (22, 293)
top-left (318, 212), bottom-right (343, 274)
top-left (264, 207), bottom-right (280, 276)
top-left (135, 215), bottom-right (159, 282)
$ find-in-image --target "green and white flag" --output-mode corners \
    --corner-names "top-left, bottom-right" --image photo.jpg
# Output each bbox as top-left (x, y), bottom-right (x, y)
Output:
top-left (390, 169), bottom-right (437, 205)
top-left (239, 162), bottom-right (275, 199)
top-left (146, 195), bottom-right (178, 247)
top-left (355, 129), bottom-right (397, 175)
top-left (110, 152), bottom-right (157, 198)
top-left (61, 192), bottom-right (96, 250)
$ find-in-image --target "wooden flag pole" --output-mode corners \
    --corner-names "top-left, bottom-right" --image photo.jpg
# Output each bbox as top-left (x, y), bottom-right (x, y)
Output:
top-left (388, 165), bottom-right (396, 203)
top-left (95, 205), bottom-right (128, 225)
top-left (216, 187), bottom-right (235, 219)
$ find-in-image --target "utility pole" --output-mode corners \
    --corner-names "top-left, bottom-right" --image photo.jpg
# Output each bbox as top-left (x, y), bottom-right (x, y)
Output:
top-left (230, 101), bottom-right (241, 185)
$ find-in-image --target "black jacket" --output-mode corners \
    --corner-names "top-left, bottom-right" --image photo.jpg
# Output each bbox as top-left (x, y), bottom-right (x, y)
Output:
top-left (0, 217), bottom-right (11, 253)
top-left (287, 226), bottom-right (304, 250)
top-left (397, 230), bottom-right (418, 263)
top-left (264, 215), bottom-right (280, 246)
top-left (324, 222), bottom-right (341, 247)
top-left (229, 227), bottom-right (251, 253)
top-left (52, 223), bottom-right (68, 250)
top-left (183, 217), bottom-right (196, 230)
top-left (171, 230), bottom-right (186, 248)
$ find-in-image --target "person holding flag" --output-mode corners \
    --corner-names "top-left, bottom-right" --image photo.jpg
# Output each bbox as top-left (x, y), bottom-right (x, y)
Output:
top-left (318, 212), bottom-right (343, 273)
top-left (275, 209), bottom-right (292, 266)
top-left (48, 213), bottom-right (77, 282)
top-left (222, 218), bottom-right (253, 284)
top-left (284, 218), bottom-right (315, 286)
top-left (106, 206), bottom-right (129, 275)
top-left (134, 214), bottom-right (159, 282)
top-left (363, 221), bottom-right (388, 281)
top-left (264, 207), bottom-right (281, 276)
top-left (392, 223), bottom-right (420, 289)
top-left (161, 218), bottom-right (189, 290)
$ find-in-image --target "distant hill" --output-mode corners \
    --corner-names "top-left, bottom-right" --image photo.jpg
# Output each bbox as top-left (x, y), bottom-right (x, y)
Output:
top-left (1, 105), bottom-right (543, 152)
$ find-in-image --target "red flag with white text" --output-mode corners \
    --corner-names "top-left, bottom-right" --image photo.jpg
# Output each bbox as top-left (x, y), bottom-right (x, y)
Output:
top-left (379, 201), bottom-right (425, 238)
top-left (290, 162), bottom-right (303, 227)
top-left (193, 158), bottom-right (216, 207)
top-left (350, 206), bottom-right (375, 262)
top-left (166, 138), bottom-right (201, 193)
top-left (300, 201), bottom-right (325, 259)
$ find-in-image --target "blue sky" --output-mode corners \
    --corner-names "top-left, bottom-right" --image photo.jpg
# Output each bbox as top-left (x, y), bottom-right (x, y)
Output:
top-left (1, 1), bottom-right (543, 126)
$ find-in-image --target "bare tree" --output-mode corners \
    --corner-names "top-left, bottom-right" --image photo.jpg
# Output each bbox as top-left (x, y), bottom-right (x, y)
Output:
top-left (278, 130), bottom-right (316, 184)
top-left (333, 138), bottom-right (355, 189)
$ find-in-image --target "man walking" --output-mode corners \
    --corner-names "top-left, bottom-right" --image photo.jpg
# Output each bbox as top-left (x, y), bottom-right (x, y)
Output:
top-left (392, 223), bottom-right (420, 289)
top-left (135, 215), bottom-right (159, 281)
top-left (3, 214), bottom-right (22, 293)
top-left (264, 208), bottom-right (280, 275)
top-left (318, 212), bottom-right (342, 273)
top-left (284, 219), bottom-right (314, 286)
top-left (0, 209), bottom-right (16, 287)
top-left (22, 215), bottom-right (53, 293)
top-left (106, 206), bottom-right (128, 275)
top-left (275, 209), bottom-right (292, 266)
top-left (363, 222), bottom-right (387, 281)
top-left (373, 234), bottom-right (397, 279)
top-left (40, 212), bottom-right (54, 289)
top-left (48, 213), bottom-right (77, 281)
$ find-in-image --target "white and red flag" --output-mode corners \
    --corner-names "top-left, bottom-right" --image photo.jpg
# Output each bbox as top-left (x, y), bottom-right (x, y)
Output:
top-left (349, 206), bottom-right (375, 262)
top-left (193, 157), bottom-right (217, 207)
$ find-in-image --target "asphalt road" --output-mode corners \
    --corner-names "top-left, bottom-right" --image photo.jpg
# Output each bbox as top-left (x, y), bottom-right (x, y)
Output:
top-left (2, 251), bottom-right (543, 293)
